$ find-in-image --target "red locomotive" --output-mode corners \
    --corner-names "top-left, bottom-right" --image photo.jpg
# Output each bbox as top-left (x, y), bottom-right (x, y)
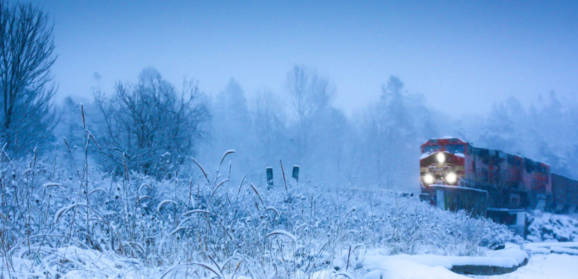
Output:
top-left (419, 138), bottom-right (577, 232)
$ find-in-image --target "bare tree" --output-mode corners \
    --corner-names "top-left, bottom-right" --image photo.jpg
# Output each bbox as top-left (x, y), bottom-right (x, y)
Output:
top-left (286, 65), bottom-right (334, 162)
top-left (287, 65), bottom-right (332, 123)
top-left (0, 0), bottom-right (56, 156)
top-left (94, 68), bottom-right (209, 178)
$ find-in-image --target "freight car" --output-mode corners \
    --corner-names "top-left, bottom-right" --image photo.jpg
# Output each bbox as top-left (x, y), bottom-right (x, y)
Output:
top-left (551, 173), bottom-right (578, 213)
top-left (419, 138), bottom-right (577, 232)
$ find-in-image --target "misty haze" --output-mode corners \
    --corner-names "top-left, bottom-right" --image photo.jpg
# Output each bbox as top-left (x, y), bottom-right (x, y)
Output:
top-left (1, 1), bottom-right (577, 278)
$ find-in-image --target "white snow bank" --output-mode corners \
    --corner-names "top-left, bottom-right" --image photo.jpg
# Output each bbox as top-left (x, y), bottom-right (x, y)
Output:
top-left (311, 257), bottom-right (466, 279)
top-left (5, 246), bottom-right (161, 278)
top-left (473, 254), bottom-right (578, 279)
top-left (527, 212), bottom-right (578, 242)
top-left (4, 244), bottom-right (531, 279)
top-left (524, 241), bottom-right (578, 255)
top-left (360, 252), bottom-right (466, 279)
top-left (311, 244), bottom-right (527, 279)
top-left (4, 246), bottom-right (257, 279)
top-left (362, 243), bottom-right (526, 270)
top-left (361, 257), bottom-right (466, 279)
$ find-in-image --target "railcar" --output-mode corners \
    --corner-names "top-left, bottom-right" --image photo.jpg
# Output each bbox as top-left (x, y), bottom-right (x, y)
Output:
top-left (551, 173), bottom-right (578, 212)
top-left (419, 138), bottom-right (577, 234)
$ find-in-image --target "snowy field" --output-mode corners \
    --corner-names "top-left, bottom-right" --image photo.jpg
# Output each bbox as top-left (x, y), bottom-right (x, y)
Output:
top-left (0, 155), bottom-right (515, 278)
top-left (314, 242), bottom-right (578, 279)
top-left (345, 252), bottom-right (578, 279)
top-left (6, 242), bottom-right (577, 278)
top-left (1, 153), bottom-right (576, 279)
top-left (475, 254), bottom-right (578, 279)
top-left (1, 155), bottom-right (576, 278)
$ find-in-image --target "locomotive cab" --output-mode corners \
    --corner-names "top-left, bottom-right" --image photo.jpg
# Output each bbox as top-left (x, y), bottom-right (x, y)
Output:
top-left (419, 137), bottom-right (577, 237)
top-left (420, 138), bottom-right (468, 188)
top-left (419, 138), bottom-right (488, 216)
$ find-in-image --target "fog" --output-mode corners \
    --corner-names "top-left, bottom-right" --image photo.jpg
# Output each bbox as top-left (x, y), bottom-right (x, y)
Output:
top-left (49, 65), bottom-right (578, 192)
top-left (24, 0), bottom-right (576, 190)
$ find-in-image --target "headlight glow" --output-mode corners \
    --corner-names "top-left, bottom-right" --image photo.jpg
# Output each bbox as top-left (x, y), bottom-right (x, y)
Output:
top-left (445, 172), bottom-right (458, 184)
top-left (423, 173), bottom-right (435, 185)
top-left (436, 152), bottom-right (446, 164)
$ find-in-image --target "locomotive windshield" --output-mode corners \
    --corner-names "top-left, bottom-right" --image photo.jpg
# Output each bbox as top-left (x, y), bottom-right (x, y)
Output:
top-left (423, 144), bottom-right (465, 154)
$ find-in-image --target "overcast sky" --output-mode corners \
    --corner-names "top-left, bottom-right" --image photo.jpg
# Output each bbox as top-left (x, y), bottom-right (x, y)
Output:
top-left (37, 0), bottom-right (578, 116)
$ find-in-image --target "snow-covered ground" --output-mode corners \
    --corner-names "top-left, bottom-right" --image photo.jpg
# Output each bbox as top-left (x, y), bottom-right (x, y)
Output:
top-left (4, 235), bottom-right (520, 278)
top-left (2, 157), bottom-right (576, 278)
top-left (312, 242), bottom-right (577, 279)
top-left (473, 253), bottom-right (578, 279)
top-left (311, 243), bottom-right (527, 279)
top-left (527, 212), bottom-right (578, 242)
top-left (6, 243), bottom-right (576, 278)
top-left (525, 241), bottom-right (578, 255)
top-left (4, 228), bottom-right (576, 279)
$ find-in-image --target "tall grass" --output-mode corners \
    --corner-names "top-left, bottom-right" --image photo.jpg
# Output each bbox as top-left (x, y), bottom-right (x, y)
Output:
top-left (0, 112), bottom-right (516, 278)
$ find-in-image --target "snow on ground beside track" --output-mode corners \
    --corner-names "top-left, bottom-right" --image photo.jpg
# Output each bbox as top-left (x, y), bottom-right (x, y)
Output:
top-left (389, 243), bottom-right (527, 269)
top-left (359, 256), bottom-right (466, 279)
top-left (4, 244), bottom-right (526, 279)
top-left (8, 243), bottom-right (577, 279)
top-left (473, 254), bottom-right (578, 279)
top-left (361, 243), bottom-right (526, 271)
top-left (315, 242), bottom-right (576, 279)
top-left (312, 244), bottom-right (527, 279)
top-left (312, 254), bottom-right (468, 279)
top-left (524, 241), bottom-right (578, 255)
top-left (527, 212), bottom-right (578, 242)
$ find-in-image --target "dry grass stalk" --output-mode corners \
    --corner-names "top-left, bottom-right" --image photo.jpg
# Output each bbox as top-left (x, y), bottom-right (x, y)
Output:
top-left (279, 160), bottom-right (288, 192)
top-left (192, 157), bottom-right (210, 185)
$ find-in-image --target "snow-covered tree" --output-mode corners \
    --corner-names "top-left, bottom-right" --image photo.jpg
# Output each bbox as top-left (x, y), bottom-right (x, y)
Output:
top-left (286, 65), bottom-right (334, 163)
top-left (93, 68), bottom-right (209, 178)
top-left (0, 0), bottom-right (56, 156)
top-left (285, 65), bottom-right (352, 184)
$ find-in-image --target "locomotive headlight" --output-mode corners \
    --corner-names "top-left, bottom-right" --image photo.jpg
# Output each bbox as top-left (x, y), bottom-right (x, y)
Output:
top-left (445, 172), bottom-right (458, 184)
top-left (436, 152), bottom-right (446, 164)
top-left (423, 173), bottom-right (435, 185)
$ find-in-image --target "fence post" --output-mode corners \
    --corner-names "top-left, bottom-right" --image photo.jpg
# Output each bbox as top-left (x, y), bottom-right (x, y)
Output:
top-left (266, 167), bottom-right (274, 189)
top-left (292, 165), bottom-right (300, 183)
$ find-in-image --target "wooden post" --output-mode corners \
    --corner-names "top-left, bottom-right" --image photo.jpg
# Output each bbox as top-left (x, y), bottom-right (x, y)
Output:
top-left (292, 165), bottom-right (300, 182)
top-left (266, 167), bottom-right (274, 188)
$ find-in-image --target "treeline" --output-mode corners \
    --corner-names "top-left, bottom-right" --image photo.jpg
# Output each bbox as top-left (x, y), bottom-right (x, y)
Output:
top-left (55, 67), bottom-right (436, 190)
top-left (464, 93), bottom-right (578, 178)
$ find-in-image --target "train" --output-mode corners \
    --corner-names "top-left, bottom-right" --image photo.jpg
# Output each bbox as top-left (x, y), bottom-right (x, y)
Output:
top-left (419, 138), bottom-right (578, 233)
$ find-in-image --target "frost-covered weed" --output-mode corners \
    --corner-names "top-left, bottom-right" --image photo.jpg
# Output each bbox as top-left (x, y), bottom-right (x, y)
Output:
top-left (526, 211), bottom-right (578, 242)
top-left (0, 153), bottom-right (515, 278)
